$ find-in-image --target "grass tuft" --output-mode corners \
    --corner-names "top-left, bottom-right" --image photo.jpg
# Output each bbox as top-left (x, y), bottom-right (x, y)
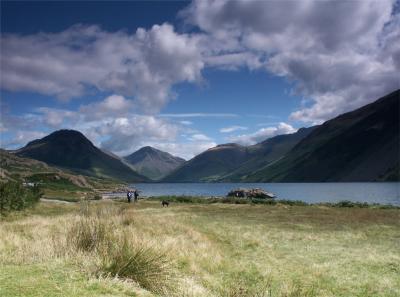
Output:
top-left (99, 237), bottom-right (176, 294)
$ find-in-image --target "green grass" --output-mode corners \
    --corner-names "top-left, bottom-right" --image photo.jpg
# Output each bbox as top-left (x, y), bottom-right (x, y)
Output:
top-left (0, 263), bottom-right (140, 297)
top-left (42, 189), bottom-right (85, 202)
top-left (1, 200), bottom-right (399, 296)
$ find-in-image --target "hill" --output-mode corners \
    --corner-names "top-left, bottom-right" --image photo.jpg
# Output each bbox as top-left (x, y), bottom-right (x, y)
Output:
top-left (124, 146), bottom-right (185, 180)
top-left (1, 149), bottom-right (90, 187)
top-left (162, 127), bottom-right (315, 182)
top-left (14, 130), bottom-right (148, 182)
top-left (245, 89), bottom-right (400, 182)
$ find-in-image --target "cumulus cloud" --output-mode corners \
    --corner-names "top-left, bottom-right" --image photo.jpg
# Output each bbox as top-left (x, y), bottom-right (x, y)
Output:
top-left (79, 95), bottom-right (134, 121)
top-left (2, 130), bottom-right (47, 148)
top-left (228, 122), bottom-right (296, 145)
top-left (0, 94), bottom-right (215, 158)
top-left (183, 0), bottom-right (400, 123)
top-left (220, 125), bottom-right (247, 133)
top-left (1, 23), bottom-right (203, 113)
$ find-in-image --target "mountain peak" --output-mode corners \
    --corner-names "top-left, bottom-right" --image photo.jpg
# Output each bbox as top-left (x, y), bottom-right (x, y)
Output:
top-left (26, 129), bottom-right (92, 147)
top-left (124, 146), bottom-right (185, 180)
top-left (16, 129), bottom-right (148, 182)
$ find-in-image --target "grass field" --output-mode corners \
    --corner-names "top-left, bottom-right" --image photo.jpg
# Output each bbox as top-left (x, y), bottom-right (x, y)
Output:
top-left (1, 199), bottom-right (399, 296)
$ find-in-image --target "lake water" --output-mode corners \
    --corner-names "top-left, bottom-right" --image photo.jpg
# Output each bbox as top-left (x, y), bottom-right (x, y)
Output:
top-left (130, 182), bottom-right (400, 205)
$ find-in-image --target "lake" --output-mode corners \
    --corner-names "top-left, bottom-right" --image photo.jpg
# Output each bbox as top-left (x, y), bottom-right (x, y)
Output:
top-left (130, 182), bottom-right (400, 205)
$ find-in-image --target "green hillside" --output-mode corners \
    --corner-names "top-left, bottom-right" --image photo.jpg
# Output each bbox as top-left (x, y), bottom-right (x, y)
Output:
top-left (245, 90), bottom-right (400, 182)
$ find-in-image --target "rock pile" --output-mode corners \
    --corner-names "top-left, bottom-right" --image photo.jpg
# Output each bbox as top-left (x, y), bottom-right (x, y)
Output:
top-left (227, 188), bottom-right (275, 199)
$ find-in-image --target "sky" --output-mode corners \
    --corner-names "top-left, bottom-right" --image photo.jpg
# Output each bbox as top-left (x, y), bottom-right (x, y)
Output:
top-left (1, 0), bottom-right (399, 159)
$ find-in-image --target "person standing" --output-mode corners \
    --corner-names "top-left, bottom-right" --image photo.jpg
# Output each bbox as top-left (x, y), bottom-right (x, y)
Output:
top-left (127, 191), bottom-right (132, 203)
top-left (134, 190), bottom-right (139, 202)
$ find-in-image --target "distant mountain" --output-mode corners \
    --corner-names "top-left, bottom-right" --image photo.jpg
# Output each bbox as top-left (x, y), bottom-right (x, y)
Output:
top-left (162, 143), bottom-right (249, 182)
top-left (162, 127), bottom-right (316, 182)
top-left (218, 127), bottom-right (317, 181)
top-left (15, 130), bottom-right (148, 182)
top-left (244, 89), bottom-right (400, 182)
top-left (124, 146), bottom-right (185, 180)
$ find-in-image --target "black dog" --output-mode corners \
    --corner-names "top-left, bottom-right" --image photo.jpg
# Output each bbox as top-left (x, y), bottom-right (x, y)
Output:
top-left (161, 201), bottom-right (169, 207)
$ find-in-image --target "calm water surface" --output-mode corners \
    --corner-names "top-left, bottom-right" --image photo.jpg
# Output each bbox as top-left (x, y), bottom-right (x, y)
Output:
top-left (131, 183), bottom-right (400, 205)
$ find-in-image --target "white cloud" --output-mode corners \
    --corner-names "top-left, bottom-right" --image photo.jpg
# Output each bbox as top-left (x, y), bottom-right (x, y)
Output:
top-left (153, 141), bottom-right (217, 160)
top-left (1, 23), bottom-right (204, 113)
top-left (220, 125), bottom-right (247, 133)
top-left (0, 96), bottom-right (217, 159)
top-left (79, 95), bottom-right (134, 121)
top-left (188, 133), bottom-right (212, 142)
top-left (160, 113), bottom-right (238, 118)
top-left (179, 120), bottom-right (193, 125)
top-left (183, 0), bottom-right (400, 123)
top-left (228, 122), bottom-right (296, 145)
top-left (3, 130), bottom-right (47, 148)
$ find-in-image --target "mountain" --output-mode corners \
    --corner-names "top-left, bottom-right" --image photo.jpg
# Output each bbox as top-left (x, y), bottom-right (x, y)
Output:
top-left (123, 146), bottom-right (185, 180)
top-left (162, 143), bottom-right (249, 182)
top-left (162, 127), bottom-right (316, 182)
top-left (1, 148), bottom-right (98, 189)
top-left (14, 130), bottom-right (148, 182)
top-left (218, 127), bottom-right (317, 181)
top-left (244, 89), bottom-right (400, 182)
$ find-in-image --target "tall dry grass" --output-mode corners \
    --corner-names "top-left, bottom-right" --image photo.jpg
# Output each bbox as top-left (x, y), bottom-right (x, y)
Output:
top-left (1, 200), bottom-right (399, 297)
top-left (65, 202), bottom-right (178, 295)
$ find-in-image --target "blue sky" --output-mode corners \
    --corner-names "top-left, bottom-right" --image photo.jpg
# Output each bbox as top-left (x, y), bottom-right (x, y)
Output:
top-left (1, 1), bottom-right (399, 159)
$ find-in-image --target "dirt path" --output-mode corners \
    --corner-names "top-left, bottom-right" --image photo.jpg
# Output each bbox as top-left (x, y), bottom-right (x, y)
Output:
top-left (40, 198), bottom-right (73, 204)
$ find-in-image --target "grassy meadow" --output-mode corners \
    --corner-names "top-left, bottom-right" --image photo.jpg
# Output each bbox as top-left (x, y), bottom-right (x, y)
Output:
top-left (0, 199), bottom-right (399, 296)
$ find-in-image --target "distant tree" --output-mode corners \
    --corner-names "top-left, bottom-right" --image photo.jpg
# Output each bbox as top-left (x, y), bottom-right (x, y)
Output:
top-left (0, 181), bottom-right (43, 215)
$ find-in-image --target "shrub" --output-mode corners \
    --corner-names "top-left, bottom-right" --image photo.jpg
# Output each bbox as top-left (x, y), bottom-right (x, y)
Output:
top-left (333, 200), bottom-right (369, 208)
top-left (277, 200), bottom-right (308, 206)
top-left (100, 237), bottom-right (176, 295)
top-left (0, 181), bottom-right (42, 215)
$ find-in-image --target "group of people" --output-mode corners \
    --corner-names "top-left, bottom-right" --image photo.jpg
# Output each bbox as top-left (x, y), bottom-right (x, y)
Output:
top-left (127, 189), bottom-right (139, 203)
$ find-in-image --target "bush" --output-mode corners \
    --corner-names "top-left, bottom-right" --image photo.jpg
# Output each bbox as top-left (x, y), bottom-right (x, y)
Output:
top-left (0, 181), bottom-right (42, 215)
top-left (100, 238), bottom-right (176, 294)
top-left (333, 200), bottom-right (369, 208)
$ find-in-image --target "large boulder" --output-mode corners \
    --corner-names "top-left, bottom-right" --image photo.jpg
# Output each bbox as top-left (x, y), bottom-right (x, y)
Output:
top-left (227, 188), bottom-right (275, 199)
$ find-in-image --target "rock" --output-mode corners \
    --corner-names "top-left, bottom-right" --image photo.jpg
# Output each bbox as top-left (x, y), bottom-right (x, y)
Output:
top-left (227, 188), bottom-right (275, 199)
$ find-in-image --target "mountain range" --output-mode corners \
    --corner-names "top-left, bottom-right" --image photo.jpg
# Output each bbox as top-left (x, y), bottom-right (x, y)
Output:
top-left (163, 89), bottom-right (399, 182)
top-left (123, 146), bottom-right (185, 180)
top-left (8, 89), bottom-right (400, 183)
